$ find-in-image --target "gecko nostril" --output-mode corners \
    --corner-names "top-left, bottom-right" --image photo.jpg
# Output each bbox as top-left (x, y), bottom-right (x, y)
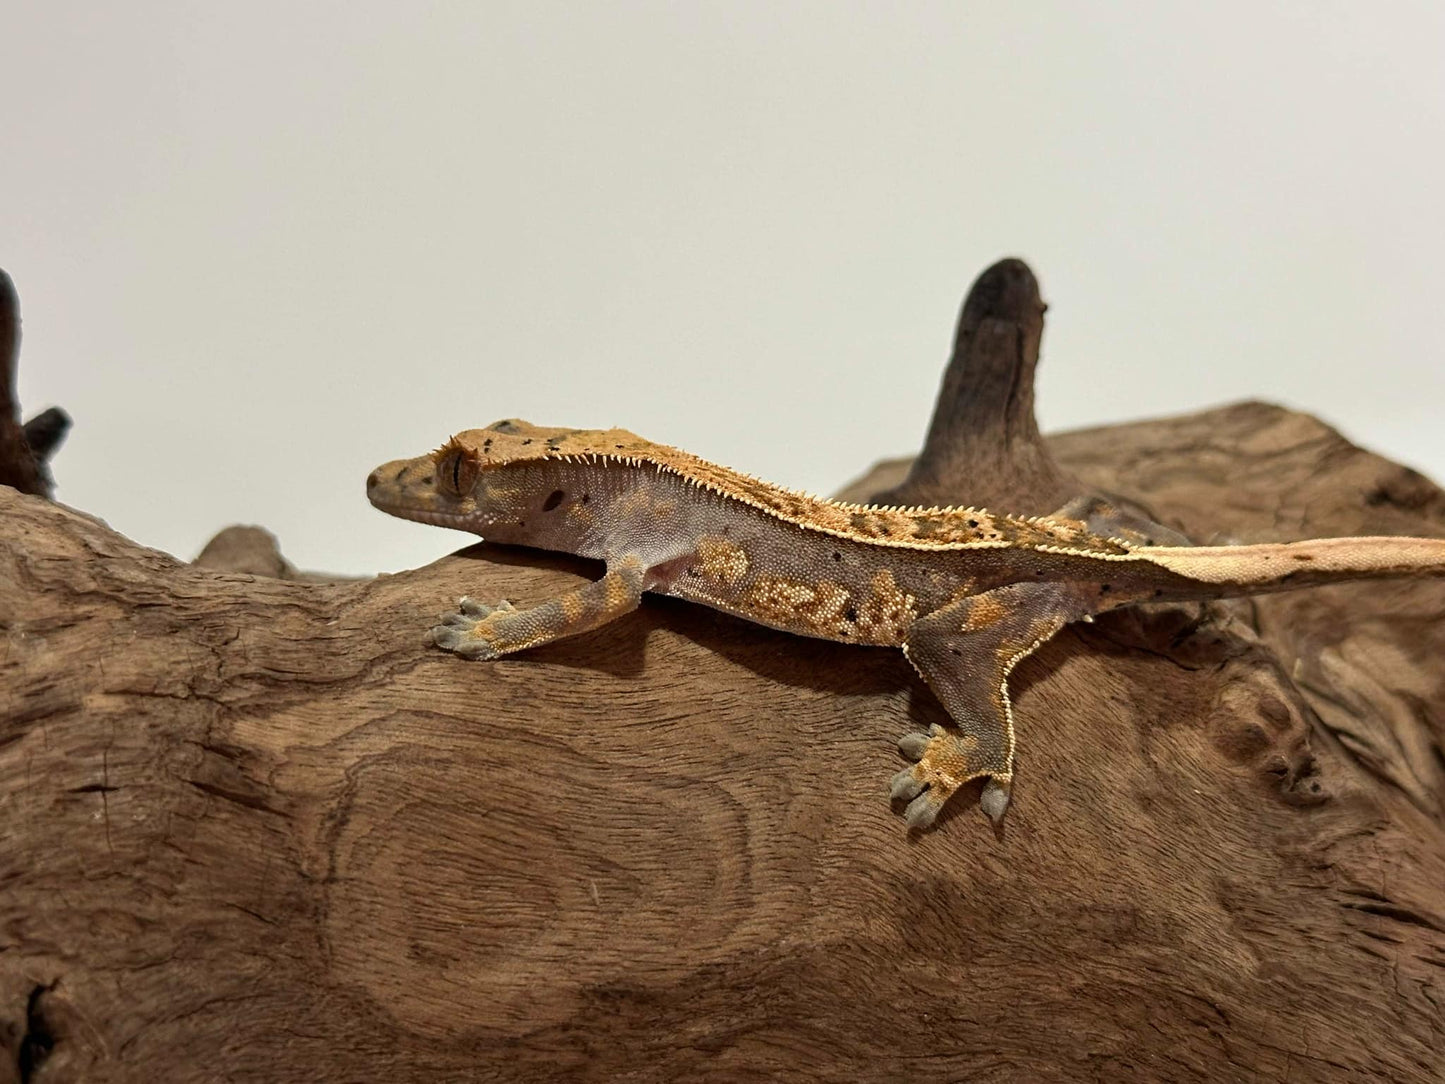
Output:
top-left (366, 471), bottom-right (380, 490)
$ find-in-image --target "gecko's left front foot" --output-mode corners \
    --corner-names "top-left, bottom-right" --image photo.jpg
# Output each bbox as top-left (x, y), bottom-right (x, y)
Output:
top-left (890, 724), bottom-right (1012, 830)
top-left (430, 597), bottom-right (517, 659)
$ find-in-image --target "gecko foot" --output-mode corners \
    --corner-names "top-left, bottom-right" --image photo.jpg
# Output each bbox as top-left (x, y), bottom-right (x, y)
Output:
top-left (890, 724), bottom-right (1012, 829)
top-left (429, 597), bottom-right (517, 659)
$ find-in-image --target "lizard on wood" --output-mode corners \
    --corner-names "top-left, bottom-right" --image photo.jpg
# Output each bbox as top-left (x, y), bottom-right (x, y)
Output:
top-left (367, 420), bottom-right (1445, 830)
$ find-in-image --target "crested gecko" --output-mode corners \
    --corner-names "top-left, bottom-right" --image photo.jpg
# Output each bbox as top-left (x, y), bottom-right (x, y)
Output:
top-left (367, 420), bottom-right (1445, 830)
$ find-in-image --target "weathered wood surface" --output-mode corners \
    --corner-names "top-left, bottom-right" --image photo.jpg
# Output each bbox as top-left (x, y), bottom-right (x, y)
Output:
top-left (0, 271), bottom-right (68, 500)
top-left (4, 262), bottom-right (1445, 1082)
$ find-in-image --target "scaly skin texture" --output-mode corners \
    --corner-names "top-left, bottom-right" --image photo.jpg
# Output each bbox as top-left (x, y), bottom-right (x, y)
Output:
top-left (368, 419), bottom-right (1445, 830)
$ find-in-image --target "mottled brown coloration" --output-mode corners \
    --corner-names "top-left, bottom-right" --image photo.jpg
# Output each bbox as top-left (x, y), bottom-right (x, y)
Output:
top-left (397, 420), bottom-right (1134, 555)
top-left (368, 418), bottom-right (1445, 829)
top-left (694, 535), bottom-right (750, 588)
top-left (855, 568), bottom-right (919, 643)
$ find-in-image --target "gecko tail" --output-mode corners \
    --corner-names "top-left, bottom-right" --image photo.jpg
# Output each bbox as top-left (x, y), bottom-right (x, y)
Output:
top-left (1132, 535), bottom-right (1445, 593)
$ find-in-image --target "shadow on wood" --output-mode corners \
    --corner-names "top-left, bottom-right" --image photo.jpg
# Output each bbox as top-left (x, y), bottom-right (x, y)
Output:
top-left (2, 261), bottom-right (1443, 1082)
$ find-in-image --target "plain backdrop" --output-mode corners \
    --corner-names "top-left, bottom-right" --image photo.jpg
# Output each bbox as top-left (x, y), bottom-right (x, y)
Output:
top-left (3, 3), bottom-right (1442, 575)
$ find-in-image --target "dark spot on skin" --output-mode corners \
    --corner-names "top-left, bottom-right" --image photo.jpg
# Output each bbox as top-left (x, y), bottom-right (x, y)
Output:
top-left (833, 552), bottom-right (842, 562)
top-left (1293, 554), bottom-right (1313, 561)
top-left (951, 648), bottom-right (961, 657)
top-left (483, 438), bottom-right (493, 450)
top-left (686, 569), bottom-right (699, 577)
top-left (543, 489), bottom-right (565, 512)
top-left (581, 494), bottom-right (591, 505)
top-left (393, 466), bottom-right (407, 482)
top-left (518, 520), bottom-right (526, 528)
top-left (1154, 588), bottom-right (1164, 597)
top-left (1100, 584), bottom-right (1111, 593)
top-left (967, 519), bottom-right (979, 528)
top-left (521, 439), bottom-right (532, 445)
top-left (423, 477), bottom-right (433, 486)
top-left (616, 444), bottom-right (625, 449)
top-left (845, 607), bottom-right (859, 623)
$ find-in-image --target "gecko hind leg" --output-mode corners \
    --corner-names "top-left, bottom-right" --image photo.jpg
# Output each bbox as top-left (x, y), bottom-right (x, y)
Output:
top-left (431, 556), bottom-right (647, 660)
top-left (892, 581), bottom-right (1100, 830)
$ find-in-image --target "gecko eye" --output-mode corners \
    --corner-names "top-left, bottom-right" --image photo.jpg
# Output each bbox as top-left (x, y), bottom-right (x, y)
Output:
top-left (436, 448), bottom-right (478, 498)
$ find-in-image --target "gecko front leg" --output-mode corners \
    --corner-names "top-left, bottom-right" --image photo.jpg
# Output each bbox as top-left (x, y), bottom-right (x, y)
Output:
top-left (432, 555), bottom-right (648, 659)
top-left (892, 581), bottom-right (1103, 829)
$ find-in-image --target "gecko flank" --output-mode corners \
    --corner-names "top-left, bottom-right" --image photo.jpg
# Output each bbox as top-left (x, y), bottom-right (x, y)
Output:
top-left (368, 419), bottom-right (1445, 830)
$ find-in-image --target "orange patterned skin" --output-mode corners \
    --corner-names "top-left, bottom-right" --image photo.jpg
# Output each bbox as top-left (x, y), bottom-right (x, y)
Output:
top-left (368, 419), bottom-right (1445, 830)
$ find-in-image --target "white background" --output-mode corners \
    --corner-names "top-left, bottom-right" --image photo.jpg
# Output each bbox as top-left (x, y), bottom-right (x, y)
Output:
top-left (4, 3), bottom-right (1442, 574)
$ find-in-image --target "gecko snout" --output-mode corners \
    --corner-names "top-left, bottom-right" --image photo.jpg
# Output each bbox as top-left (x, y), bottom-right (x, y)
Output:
top-left (366, 457), bottom-right (439, 512)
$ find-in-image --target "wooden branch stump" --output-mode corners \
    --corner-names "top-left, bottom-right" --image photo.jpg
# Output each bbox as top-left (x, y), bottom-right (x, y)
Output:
top-left (2, 262), bottom-right (1443, 1082)
top-left (0, 271), bottom-right (68, 499)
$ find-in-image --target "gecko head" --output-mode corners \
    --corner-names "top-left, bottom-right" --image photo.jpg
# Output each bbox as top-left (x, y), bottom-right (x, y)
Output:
top-left (366, 418), bottom-right (650, 531)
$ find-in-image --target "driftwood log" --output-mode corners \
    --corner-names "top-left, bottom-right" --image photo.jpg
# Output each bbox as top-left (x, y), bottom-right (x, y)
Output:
top-left (3, 261), bottom-right (1444, 1082)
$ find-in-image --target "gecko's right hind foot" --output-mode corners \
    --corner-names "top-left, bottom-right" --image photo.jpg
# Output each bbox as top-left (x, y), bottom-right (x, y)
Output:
top-left (429, 597), bottom-right (516, 659)
top-left (889, 724), bottom-right (963, 830)
top-left (889, 724), bottom-right (1011, 830)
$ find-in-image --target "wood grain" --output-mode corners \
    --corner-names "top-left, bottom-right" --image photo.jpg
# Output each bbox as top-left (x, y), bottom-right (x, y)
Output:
top-left (3, 402), bottom-right (1444, 1081)
top-left (3, 255), bottom-right (1443, 1081)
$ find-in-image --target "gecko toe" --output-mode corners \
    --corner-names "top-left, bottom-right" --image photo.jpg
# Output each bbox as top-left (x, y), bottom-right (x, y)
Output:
top-left (430, 624), bottom-right (465, 649)
top-left (898, 732), bottom-right (931, 760)
top-left (979, 778), bottom-right (1012, 824)
top-left (904, 789), bottom-right (948, 831)
top-left (889, 766), bottom-right (927, 802)
top-left (433, 598), bottom-right (514, 659)
top-left (453, 637), bottom-right (500, 660)
top-left (430, 620), bottom-right (501, 659)
top-left (892, 765), bottom-right (954, 829)
top-left (889, 724), bottom-right (987, 829)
